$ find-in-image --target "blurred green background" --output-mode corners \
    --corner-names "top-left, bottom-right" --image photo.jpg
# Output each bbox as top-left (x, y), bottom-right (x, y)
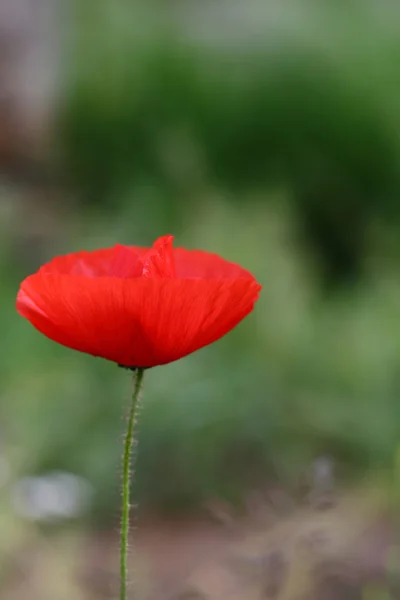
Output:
top-left (3, 0), bottom-right (400, 597)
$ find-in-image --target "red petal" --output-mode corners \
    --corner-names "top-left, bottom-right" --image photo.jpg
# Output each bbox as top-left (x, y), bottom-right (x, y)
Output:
top-left (173, 248), bottom-right (254, 279)
top-left (142, 235), bottom-right (176, 279)
top-left (39, 245), bottom-right (143, 278)
top-left (16, 273), bottom-right (261, 367)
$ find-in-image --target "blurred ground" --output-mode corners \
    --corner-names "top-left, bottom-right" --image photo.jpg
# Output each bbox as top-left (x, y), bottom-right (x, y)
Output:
top-left (2, 482), bottom-right (394, 600)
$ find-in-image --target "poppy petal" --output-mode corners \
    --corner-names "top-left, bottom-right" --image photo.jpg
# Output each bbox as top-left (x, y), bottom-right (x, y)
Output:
top-left (17, 273), bottom-right (260, 367)
top-left (142, 235), bottom-right (176, 279)
top-left (39, 245), bottom-right (142, 278)
top-left (173, 248), bottom-right (254, 279)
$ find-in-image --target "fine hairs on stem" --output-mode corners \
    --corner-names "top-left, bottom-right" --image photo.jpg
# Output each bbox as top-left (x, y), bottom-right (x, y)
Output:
top-left (120, 368), bottom-right (145, 600)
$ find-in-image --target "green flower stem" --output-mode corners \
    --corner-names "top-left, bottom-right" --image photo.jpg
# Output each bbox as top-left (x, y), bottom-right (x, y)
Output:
top-left (120, 368), bottom-right (145, 600)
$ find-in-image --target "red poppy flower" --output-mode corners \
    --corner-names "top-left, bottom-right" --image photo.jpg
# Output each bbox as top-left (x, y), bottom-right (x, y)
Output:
top-left (16, 235), bottom-right (261, 368)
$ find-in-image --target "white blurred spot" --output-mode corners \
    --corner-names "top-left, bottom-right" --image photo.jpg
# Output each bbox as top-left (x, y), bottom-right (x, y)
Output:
top-left (11, 471), bottom-right (93, 521)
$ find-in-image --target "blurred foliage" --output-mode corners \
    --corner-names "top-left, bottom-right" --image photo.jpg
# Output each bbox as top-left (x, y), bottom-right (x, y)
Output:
top-left (4, 198), bottom-right (400, 524)
top-left (3, 0), bottom-right (400, 525)
top-left (62, 0), bottom-right (400, 285)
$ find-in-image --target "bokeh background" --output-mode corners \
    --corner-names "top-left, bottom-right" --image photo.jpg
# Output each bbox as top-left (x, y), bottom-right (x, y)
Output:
top-left (2, 1), bottom-right (400, 598)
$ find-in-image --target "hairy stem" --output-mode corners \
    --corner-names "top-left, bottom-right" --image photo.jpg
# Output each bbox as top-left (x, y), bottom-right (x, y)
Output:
top-left (120, 368), bottom-right (144, 600)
